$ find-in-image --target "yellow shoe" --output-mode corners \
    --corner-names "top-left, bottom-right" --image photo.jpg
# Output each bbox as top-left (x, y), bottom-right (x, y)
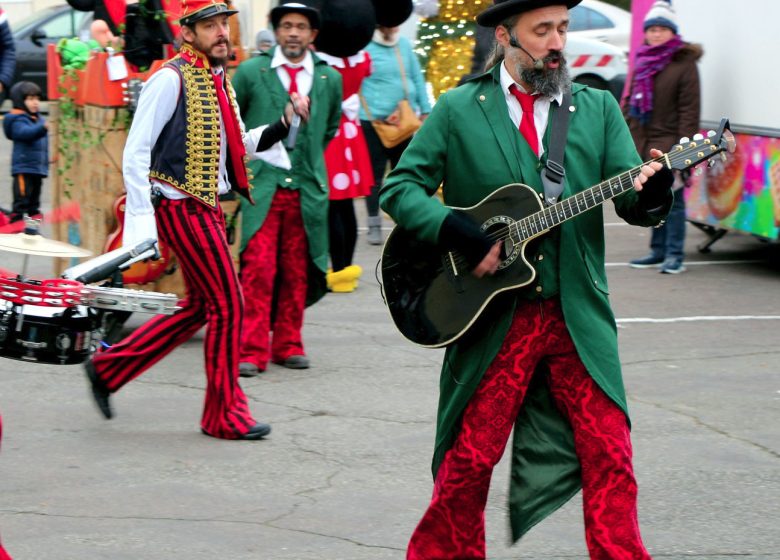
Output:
top-left (344, 265), bottom-right (363, 290)
top-left (326, 268), bottom-right (355, 293)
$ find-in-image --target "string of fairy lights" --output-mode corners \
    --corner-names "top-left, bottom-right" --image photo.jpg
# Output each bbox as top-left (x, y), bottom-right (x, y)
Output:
top-left (415, 0), bottom-right (486, 98)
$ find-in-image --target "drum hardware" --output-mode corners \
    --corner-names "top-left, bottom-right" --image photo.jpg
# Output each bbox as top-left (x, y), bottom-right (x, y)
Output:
top-left (82, 286), bottom-right (180, 315)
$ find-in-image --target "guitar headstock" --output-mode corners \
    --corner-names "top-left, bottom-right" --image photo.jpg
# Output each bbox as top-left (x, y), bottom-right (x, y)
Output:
top-left (666, 118), bottom-right (737, 172)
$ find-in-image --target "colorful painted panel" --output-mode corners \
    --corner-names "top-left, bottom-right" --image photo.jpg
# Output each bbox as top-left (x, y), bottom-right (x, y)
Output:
top-left (685, 133), bottom-right (780, 240)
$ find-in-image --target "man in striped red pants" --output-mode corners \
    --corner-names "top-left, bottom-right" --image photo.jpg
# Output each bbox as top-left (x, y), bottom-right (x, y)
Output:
top-left (85, 0), bottom-right (306, 440)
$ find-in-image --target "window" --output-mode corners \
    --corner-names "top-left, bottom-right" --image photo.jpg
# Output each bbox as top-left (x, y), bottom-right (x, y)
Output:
top-left (38, 10), bottom-right (87, 39)
top-left (569, 6), bottom-right (615, 32)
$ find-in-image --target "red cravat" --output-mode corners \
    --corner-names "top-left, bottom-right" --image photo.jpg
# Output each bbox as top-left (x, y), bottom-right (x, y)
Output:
top-left (212, 69), bottom-right (249, 190)
top-left (509, 84), bottom-right (540, 156)
top-left (282, 64), bottom-right (303, 94)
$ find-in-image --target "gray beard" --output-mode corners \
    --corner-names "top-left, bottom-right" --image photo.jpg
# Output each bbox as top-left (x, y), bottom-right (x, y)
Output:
top-left (516, 59), bottom-right (571, 97)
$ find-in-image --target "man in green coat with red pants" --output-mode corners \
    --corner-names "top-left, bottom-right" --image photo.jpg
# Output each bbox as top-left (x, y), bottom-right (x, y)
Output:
top-left (231, 1), bottom-right (342, 375)
top-left (380, 0), bottom-right (676, 558)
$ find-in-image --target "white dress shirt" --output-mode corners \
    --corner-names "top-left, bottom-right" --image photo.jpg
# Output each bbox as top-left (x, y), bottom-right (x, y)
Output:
top-left (122, 66), bottom-right (270, 247)
top-left (499, 61), bottom-right (564, 159)
top-left (271, 47), bottom-right (314, 96)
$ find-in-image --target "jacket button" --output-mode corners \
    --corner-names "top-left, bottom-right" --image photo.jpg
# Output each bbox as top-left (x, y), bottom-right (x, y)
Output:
top-left (537, 254), bottom-right (544, 261)
top-left (535, 286), bottom-right (543, 293)
top-left (479, 95), bottom-right (486, 102)
top-left (285, 177), bottom-right (293, 183)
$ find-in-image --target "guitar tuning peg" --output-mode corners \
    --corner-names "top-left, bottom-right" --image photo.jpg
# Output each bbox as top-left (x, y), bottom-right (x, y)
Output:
top-left (720, 153), bottom-right (728, 162)
top-left (707, 130), bottom-right (717, 137)
top-left (693, 133), bottom-right (704, 141)
top-left (695, 166), bottom-right (704, 176)
top-left (680, 137), bottom-right (690, 144)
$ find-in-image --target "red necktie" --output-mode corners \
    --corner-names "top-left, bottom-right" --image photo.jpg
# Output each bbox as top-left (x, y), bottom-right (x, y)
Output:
top-left (509, 84), bottom-right (540, 156)
top-left (282, 64), bottom-right (303, 94)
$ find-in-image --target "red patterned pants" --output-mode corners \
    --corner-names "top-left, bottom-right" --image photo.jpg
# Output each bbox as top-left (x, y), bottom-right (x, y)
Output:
top-left (91, 198), bottom-right (257, 439)
top-left (240, 188), bottom-right (308, 369)
top-left (408, 299), bottom-right (651, 560)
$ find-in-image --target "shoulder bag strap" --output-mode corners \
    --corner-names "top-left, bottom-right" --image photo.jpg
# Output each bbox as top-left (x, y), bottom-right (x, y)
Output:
top-left (394, 45), bottom-right (410, 100)
top-left (540, 88), bottom-right (572, 206)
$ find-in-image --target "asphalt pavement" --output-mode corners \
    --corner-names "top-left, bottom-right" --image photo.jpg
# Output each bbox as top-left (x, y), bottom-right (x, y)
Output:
top-left (0, 130), bottom-right (779, 559)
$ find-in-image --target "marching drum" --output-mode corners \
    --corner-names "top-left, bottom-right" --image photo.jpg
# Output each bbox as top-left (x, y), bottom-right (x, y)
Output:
top-left (0, 276), bottom-right (99, 365)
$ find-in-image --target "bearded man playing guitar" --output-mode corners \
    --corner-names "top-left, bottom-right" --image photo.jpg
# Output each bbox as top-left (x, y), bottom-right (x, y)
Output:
top-left (380, 1), bottom-right (676, 558)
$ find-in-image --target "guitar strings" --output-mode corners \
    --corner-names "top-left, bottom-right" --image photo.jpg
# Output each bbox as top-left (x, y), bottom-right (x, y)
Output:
top-left (445, 158), bottom-right (665, 270)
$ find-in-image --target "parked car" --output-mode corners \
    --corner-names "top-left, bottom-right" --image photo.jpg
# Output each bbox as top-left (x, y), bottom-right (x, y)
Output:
top-left (566, 35), bottom-right (627, 99)
top-left (11, 5), bottom-right (92, 99)
top-left (569, 0), bottom-right (632, 53)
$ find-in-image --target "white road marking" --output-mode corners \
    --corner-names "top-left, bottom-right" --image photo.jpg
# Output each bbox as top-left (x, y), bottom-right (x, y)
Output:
top-left (606, 259), bottom-right (764, 267)
top-left (617, 315), bottom-right (780, 324)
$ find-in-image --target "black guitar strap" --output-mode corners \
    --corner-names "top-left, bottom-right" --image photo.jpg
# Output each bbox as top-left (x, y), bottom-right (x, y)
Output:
top-left (541, 88), bottom-right (573, 206)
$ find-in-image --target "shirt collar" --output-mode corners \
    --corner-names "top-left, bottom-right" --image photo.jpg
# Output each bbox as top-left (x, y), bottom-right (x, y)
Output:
top-left (499, 60), bottom-right (563, 105)
top-left (271, 47), bottom-right (314, 75)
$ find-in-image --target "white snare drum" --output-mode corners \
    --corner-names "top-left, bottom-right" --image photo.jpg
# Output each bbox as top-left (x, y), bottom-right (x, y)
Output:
top-left (82, 286), bottom-right (180, 315)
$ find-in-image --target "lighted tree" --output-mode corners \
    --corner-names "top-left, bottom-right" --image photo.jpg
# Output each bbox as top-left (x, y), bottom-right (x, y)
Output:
top-left (416, 0), bottom-right (487, 98)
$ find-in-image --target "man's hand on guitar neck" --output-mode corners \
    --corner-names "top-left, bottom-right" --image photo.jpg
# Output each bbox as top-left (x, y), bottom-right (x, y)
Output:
top-left (633, 148), bottom-right (675, 210)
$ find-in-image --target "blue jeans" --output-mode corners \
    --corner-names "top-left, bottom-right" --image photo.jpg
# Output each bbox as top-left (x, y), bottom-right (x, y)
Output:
top-left (650, 192), bottom-right (686, 262)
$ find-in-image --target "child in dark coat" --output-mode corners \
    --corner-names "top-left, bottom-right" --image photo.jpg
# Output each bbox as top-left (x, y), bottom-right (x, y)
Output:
top-left (3, 81), bottom-right (48, 222)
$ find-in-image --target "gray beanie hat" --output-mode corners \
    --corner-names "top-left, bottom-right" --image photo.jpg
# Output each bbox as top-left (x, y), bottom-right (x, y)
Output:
top-left (644, 1), bottom-right (678, 34)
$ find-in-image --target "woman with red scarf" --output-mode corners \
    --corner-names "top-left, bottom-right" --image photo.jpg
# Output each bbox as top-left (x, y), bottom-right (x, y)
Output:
top-left (625, 0), bottom-right (702, 274)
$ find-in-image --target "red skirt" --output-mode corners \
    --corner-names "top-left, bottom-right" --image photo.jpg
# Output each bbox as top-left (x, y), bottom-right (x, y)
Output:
top-left (324, 115), bottom-right (375, 201)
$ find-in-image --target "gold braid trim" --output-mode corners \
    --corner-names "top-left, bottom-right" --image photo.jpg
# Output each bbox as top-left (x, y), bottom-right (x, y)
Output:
top-left (150, 53), bottom-right (221, 207)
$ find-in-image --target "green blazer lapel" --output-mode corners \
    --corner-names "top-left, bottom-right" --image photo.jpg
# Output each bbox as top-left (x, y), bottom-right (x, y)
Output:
top-left (475, 79), bottom-right (524, 181)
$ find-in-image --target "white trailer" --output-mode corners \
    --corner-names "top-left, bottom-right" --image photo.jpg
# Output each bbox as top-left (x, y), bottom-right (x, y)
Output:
top-left (636, 0), bottom-right (780, 247)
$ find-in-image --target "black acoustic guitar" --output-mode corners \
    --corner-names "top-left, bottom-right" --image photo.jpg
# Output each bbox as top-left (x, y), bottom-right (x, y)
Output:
top-left (380, 119), bottom-right (736, 348)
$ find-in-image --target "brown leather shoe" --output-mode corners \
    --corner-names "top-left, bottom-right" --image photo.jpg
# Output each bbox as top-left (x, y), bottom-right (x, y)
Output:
top-left (275, 355), bottom-right (310, 369)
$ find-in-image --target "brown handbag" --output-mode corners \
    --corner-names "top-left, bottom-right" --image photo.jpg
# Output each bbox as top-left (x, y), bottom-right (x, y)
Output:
top-left (360, 46), bottom-right (422, 149)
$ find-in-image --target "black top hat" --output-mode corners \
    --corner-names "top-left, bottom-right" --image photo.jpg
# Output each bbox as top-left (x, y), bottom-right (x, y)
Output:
top-left (270, 1), bottom-right (322, 30)
top-left (476, 0), bottom-right (581, 27)
top-left (372, 0), bottom-right (413, 27)
top-left (179, 0), bottom-right (238, 27)
top-left (315, 0), bottom-right (376, 58)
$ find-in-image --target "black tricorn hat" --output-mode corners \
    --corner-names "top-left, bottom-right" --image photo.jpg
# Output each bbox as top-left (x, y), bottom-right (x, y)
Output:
top-left (476, 0), bottom-right (581, 27)
top-left (270, 1), bottom-right (322, 30)
top-left (372, 0), bottom-right (413, 27)
top-left (315, 0), bottom-right (376, 58)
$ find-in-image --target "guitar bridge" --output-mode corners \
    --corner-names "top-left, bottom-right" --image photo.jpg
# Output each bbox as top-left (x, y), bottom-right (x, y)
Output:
top-left (443, 251), bottom-right (465, 293)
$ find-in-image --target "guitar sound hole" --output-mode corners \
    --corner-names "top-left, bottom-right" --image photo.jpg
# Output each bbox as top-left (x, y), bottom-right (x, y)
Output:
top-left (480, 219), bottom-right (519, 270)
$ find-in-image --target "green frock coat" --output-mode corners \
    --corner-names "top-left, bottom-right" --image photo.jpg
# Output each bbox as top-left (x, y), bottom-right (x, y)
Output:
top-left (231, 48), bottom-right (342, 304)
top-left (380, 64), bottom-right (672, 541)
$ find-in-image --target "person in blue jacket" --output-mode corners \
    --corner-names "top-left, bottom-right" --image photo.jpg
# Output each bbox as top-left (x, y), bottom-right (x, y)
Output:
top-left (3, 82), bottom-right (48, 222)
top-left (0, 7), bottom-right (15, 104)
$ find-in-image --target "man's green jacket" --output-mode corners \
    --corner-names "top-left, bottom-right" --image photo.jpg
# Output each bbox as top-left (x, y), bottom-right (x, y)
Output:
top-left (380, 63), bottom-right (671, 540)
top-left (232, 48), bottom-right (342, 303)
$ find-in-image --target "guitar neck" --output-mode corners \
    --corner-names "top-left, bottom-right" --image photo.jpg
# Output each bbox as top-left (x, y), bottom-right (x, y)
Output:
top-left (514, 158), bottom-right (664, 241)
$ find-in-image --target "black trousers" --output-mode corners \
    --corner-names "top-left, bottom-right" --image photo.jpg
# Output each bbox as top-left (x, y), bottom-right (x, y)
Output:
top-left (361, 120), bottom-right (412, 217)
top-left (11, 173), bottom-right (44, 221)
top-left (328, 198), bottom-right (357, 271)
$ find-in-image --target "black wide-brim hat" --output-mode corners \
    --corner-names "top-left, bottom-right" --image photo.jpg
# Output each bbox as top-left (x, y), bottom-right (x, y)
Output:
top-left (179, 1), bottom-right (238, 26)
top-left (476, 0), bottom-right (582, 27)
top-left (315, 0), bottom-right (376, 58)
top-left (271, 1), bottom-right (322, 30)
top-left (372, 0), bottom-right (413, 27)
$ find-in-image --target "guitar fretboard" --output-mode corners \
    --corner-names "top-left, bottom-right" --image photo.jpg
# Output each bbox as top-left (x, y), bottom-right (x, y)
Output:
top-left (511, 162), bottom-right (652, 241)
